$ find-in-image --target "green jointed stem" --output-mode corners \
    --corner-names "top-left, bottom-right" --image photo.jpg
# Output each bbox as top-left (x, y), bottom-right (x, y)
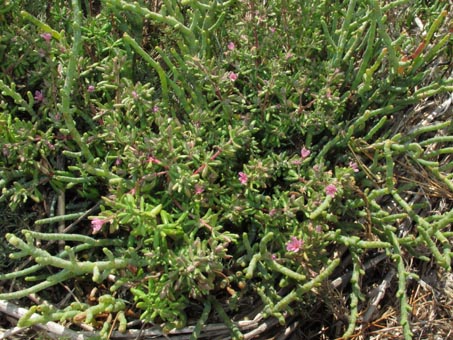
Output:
top-left (351, 18), bottom-right (376, 90)
top-left (333, 0), bottom-right (357, 67)
top-left (421, 33), bottom-right (450, 66)
top-left (23, 230), bottom-right (98, 245)
top-left (310, 195), bottom-right (333, 220)
top-left (259, 232), bottom-right (274, 255)
top-left (7, 233), bottom-right (130, 275)
top-left (246, 253), bottom-right (261, 279)
top-left (0, 264), bottom-right (42, 280)
top-left (419, 136), bottom-right (453, 146)
top-left (424, 9), bottom-right (447, 46)
top-left (268, 260), bottom-right (306, 282)
top-left (271, 258), bottom-right (340, 313)
top-left (0, 269), bottom-right (74, 300)
top-left (321, 19), bottom-right (337, 51)
top-left (409, 121), bottom-right (451, 137)
top-left (211, 298), bottom-right (244, 340)
top-left (414, 84), bottom-right (453, 100)
top-left (430, 167), bottom-right (453, 193)
top-left (123, 33), bottom-right (169, 108)
top-left (60, 0), bottom-right (93, 161)
top-left (34, 212), bottom-right (86, 225)
top-left (384, 226), bottom-right (413, 340)
top-left (343, 251), bottom-right (364, 337)
top-left (190, 301), bottom-right (211, 340)
top-left (358, 47), bottom-right (388, 95)
top-left (108, 0), bottom-right (196, 51)
top-left (416, 224), bottom-right (449, 269)
top-left (155, 46), bottom-right (191, 113)
top-left (343, 22), bottom-right (367, 62)
top-left (330, 233), bottom-right (391, 249)
top-left (369, 0), bottom-right (399, 74)
top-left (20, 11), bottom-right (62, 40)
top-left (384, 140), bottom-right (394, 191)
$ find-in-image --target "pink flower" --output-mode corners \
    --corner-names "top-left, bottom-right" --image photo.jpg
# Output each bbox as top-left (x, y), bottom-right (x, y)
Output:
top-left (153, 105), bottom-right (159, 112)
top-left (238, 172), bottom-right (248, 185)
top-left (195, 184), bottom-right (204, 195)
top-left (132, 91), bottom-right (138, 99)
top-left (227, 42), bottom-right (235, 51)
top-left (87, 85), bottom-right (95, 93)
top-left (301, 146), bottom-right (310, 159)
top-left (286, 236), bottom-right (303, 252)
top-left (269, 27), bottom-right (276, 33)
top-left (147, 155), bottom-right (161, 164)
top-left (349, 161), bottom-right (359, 173)
top-left (229, 72), bottom-right (238, 82)
top-left (40, 33), bottom-right (52, 42)
top-left (91, 218), bottom-right (107, 233)
top-left (285, 51), bottom-right (294, 60)
top-left (34, 90), bottom-right (44, 103)
top-left (325, 184), bottom-right (337, 198)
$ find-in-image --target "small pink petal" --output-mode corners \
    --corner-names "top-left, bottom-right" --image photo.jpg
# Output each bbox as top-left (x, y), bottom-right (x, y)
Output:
top-left (195, 184), bottom-right (204, 195)
top-left (286, 236), bottom-right (303, 252)
top-left (40, 33), bottom-right (52, 42)
top-left (349, 161), bottom-right (359, 173)
top-left (229, 72), bottom-right (238, 82)
top-left (34, 90), bottom-right (44, 103)
top-left (91, 218), bottom-right (106, 233)
top-left (238, 172), bottom-right (248, 185)
top-left (325, 184), bottom-right (337, 198)
top-left (301, 146), bottom-right (310, 159)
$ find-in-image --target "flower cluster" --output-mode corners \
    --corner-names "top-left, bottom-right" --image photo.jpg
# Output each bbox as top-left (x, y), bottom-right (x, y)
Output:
top-left (286, 236), bottom-right (303, 252)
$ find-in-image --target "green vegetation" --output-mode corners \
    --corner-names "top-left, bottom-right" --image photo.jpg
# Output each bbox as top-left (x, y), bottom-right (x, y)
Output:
top-left (1, 0), bottom-right (452, 339)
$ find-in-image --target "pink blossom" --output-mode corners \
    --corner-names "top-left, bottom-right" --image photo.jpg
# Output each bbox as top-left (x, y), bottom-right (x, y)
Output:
top-left (132, 91), bottom-right (138, 99)
top-left (325, 184), bottom-right (337, 198)
top-left (147, 156), bottom-right (161, 164)
top-left (87, 85), bottom-right (95, 93)
top-left (229, 72), bottom-right (238, 82)
top-left (153, 105), bottom-right (159, 112)
top-left (301, 146), bottom-right (311, 159)
top-left (227, 42), bottom-right (235, 51)
top-left (285, 51), bottom-right (294, 60)
top-left (40, 33), bottom-right (52, 42)
top-left (91, 218), bottom-right (107, 233)
top-left (34, 90), bottom-right (44, 103)
top-left (286, 236), bottom-right (303, 252)
top-left (349, 161), bottom-right (359, 173)
top-left (238, 172), bottom-right (248, 185)
top-left (194, 184), bottom-right (204, 195)
top-left (269, 27), bottom-right (276, 33)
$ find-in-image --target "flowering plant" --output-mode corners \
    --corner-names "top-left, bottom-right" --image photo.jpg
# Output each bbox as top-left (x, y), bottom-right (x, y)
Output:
top-left (0, 1), bottom-right (451, 339)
